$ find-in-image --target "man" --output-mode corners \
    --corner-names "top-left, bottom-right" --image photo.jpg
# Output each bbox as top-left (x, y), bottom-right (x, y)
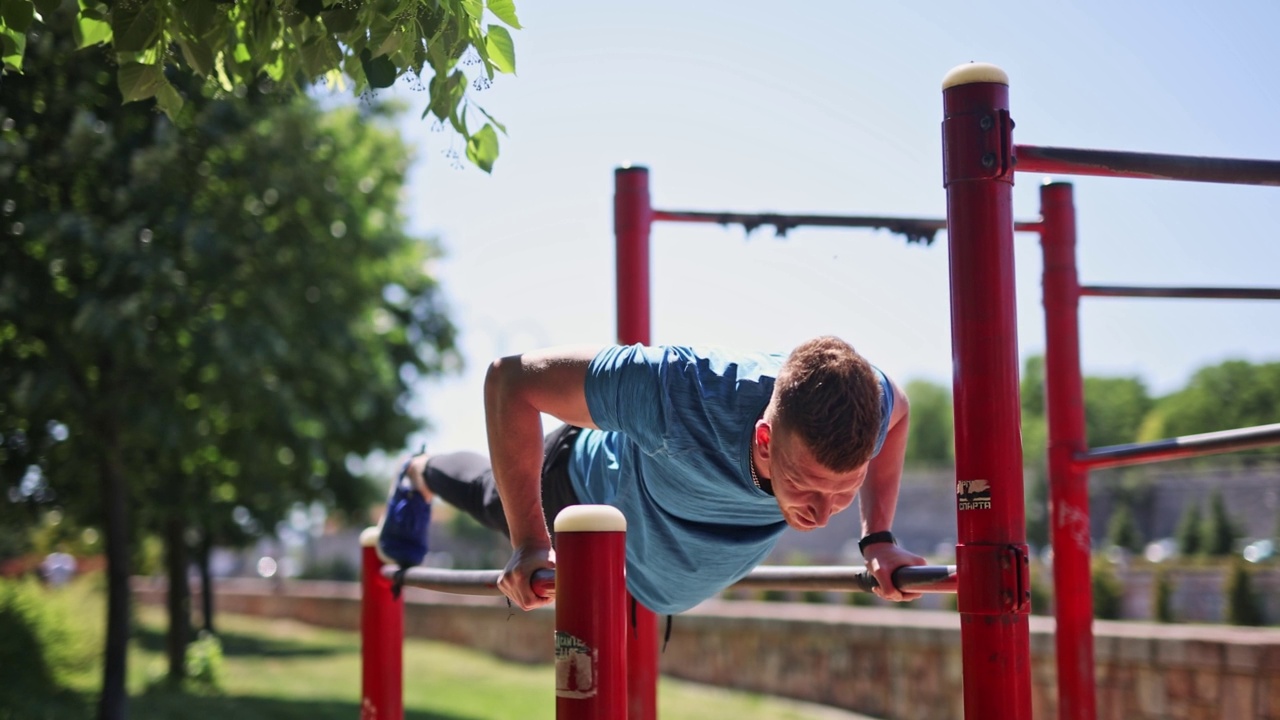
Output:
top-left (383, 336), bottom-right (926, 614)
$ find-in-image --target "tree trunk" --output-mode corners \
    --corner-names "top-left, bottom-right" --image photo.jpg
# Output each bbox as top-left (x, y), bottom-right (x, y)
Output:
top-left (197, 528), bottom-right (215, 634)
top-left (97, 441), bottom-right (130, 720)
top-left (164, 514), bottom-right (191, 682)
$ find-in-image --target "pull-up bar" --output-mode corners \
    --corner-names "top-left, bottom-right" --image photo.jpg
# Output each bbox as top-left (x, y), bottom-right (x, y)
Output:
top-left (385, 563), bottom-right (958, 596)
top-left (1015, 144), bottom-right (1280, 186)
top-left (1081, 285), bottom-right (1280, 300)
top-left (1076, 422), bottom-right (1280, 471)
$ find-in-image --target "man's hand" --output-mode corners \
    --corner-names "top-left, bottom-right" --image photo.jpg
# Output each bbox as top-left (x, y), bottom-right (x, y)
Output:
top-left (862, 543), bottom-right (927, 602)
top-left (498, 543), bottom-right (556, 610)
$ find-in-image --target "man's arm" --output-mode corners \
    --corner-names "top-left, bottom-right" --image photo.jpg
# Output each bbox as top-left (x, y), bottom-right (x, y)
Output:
top-left (484, 345), bottom-right (602, 610)
top-left (858, 377), bottom-right (927, 602)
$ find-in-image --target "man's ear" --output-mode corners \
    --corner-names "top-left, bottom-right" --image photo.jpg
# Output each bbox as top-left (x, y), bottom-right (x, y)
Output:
top-left (755, 422), bottom-right (771, 459)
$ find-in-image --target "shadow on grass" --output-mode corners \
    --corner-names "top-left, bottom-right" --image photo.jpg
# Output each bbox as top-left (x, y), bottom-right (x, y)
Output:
top-left (132, 689), bottom-right (486, 720)
top-left (132, 625), bottom-right (347, 659)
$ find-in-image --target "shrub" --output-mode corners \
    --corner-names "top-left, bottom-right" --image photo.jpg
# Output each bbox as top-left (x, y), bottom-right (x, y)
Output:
top-left (1151, 568), bottom-right (1175, 623)
top-left (0, 578), bottom-right (82, 707)
top-left (1224, 561), bottom-right (1264, 626)
top-left (1091, 561), bottom-right (1123, 620)
top-left (184, 631), bottom-right (226, 695)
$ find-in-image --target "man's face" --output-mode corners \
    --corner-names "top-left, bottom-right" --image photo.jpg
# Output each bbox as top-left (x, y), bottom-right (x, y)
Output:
top-left (763, 425), bottom-right (866, 531)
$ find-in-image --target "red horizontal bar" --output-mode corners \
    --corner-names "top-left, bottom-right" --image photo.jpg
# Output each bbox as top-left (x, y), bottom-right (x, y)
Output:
top-left (387, 564), bottom-right (957, 596)
top-left (1015, 144), bottom-right (1280, 186)
top-left (1077, 422), bottom-right (1280, 471)
top-left (1081, 285), bottom-right (1280, 300)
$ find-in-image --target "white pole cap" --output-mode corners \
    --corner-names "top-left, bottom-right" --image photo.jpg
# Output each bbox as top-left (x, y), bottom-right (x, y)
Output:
top-left (554, 504), bottom-right (627, 533)
top-left (942, 62), bottom-right (1009, 90)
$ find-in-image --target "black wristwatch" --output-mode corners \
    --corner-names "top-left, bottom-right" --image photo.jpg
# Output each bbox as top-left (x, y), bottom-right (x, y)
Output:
top-left (858, 531), bottom-right (896, 554)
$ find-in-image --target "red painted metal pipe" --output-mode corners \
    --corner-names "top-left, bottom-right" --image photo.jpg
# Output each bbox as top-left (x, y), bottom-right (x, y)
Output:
top-left (942, 63), bottom-right (1033, 720)
top-left (613, 164), bottom-right (659, 720)
top-left (615, 167), bottom-right (652, 349)
top-left (554, 506), bottom-right (628, 720)
top-left (360, 530), bottom-right (404, 720)
top-left (1015, 144), bottom-right (1280, 186)
top-left (1039, 182), bottom-right (1097, 720)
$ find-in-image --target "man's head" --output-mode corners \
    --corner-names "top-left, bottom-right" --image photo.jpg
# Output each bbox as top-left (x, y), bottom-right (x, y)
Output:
top-left (771, 336), bottom-right (883, 472)
top-left (756, 336), bottom-right (885, 530)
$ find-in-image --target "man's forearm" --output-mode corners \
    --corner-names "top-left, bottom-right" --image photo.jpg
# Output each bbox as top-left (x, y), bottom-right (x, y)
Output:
top-left (484, 357), bottom-right (554, 549)
top-left (860, 382), bottom-right (910, 538)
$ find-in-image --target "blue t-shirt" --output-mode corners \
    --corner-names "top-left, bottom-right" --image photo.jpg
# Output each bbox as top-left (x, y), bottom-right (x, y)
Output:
top-left (568, 344), bottom-right (894, 614)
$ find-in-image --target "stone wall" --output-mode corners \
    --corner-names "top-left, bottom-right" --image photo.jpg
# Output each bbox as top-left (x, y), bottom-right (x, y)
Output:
top-left (135, 578), bottom-right (1280, 719)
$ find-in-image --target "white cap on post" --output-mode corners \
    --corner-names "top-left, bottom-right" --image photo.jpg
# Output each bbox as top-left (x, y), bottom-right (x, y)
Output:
top-left (942, 62), bottom-right (1009, 90)
top-left (554, 504), bottom-right (627, 533)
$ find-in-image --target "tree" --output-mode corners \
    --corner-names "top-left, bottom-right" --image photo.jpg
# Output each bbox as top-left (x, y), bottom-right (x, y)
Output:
top-left (1, 0), bottom-right (519, 171)
top-left (1224, 560), bottom-right (1263, 626)
top-left (1199, 490), bottom-right (1239, 558)
top-left (902, 379), bottom-right (953, 467)
top-left (1140, 360), bottom-right (1280, 459)
top-left (1176, 503), bottom-right (1203, 557)
top-left (1, 11), bottom-right (458, 718)
top-left (1083, 376), bottom-right (1151, 449)
top-left (1106, 501), bottom-right (1143, 553)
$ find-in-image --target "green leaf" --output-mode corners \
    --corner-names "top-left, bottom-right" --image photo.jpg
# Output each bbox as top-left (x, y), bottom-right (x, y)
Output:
top-left (320, 6), bottom-right (357, 33)
top-left (474, 103), bottom-right (507, 135)
top-left (459, 0), bottom-right (482, 20)
top-left (117, 60), bottom-right (162, 102)
top-left (33, 0), bottom-right (60, 16)
top-left (1, 0), bottom-right (34, 33)
top-left (359, 47), bottom-right (396, 89)
top-left (427, 69), bottom-right (466, 122)
top-left (153, 76), bottom-right (185, 119)
top-left (487, 0), bottom-right (522, 29)
top-left (110, 1), bottom-right (161, 53)
top-left (178, 0), bottom-right (219, 37)
top-left (465, 123), bottom-right (499, 173)
top-left (1, 27), bottom-right (24, 73)
top-left (298, 36), bottom-right (340, 78)
top-left (176, 37), bottom-right (215, 77)
top-left (296, 0), bottom-right (323, 18)
top-left (73, 9), bottom-right (112, 48)
top-left (483, 24), bottom-right (514, 74)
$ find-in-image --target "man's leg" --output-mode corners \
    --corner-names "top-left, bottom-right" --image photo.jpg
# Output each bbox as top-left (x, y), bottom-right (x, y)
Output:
top-left (421, 452), bottom-right (511, 536)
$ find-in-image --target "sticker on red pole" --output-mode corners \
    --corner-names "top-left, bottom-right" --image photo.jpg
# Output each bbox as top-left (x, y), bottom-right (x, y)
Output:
top-left (555, 631), bottom-right (597, 698)
top-left (957, 479), bottom-right (992, 510)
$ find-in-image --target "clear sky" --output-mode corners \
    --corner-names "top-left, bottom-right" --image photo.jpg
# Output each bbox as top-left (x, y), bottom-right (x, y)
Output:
top-left (379, 1), bottom-right (1280, 455)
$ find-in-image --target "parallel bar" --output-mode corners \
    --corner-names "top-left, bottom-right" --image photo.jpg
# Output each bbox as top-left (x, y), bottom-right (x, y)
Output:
top-left (1077, 423), bottom-right (1280, 471)
top-left (385, 566), bottom-right (554, 596)
top-left (732, 564), bottom-right (956, 593)
top-left (388, 564), bottom-right (958, 595)
top-left (1014, 144), bottom-right (1280, 186)
top-left (1081, 285), bottom-right (1280, 300)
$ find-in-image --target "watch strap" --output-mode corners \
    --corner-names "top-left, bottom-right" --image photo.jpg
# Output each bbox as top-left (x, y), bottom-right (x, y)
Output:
top-left (858, 530), bottom-right (897, 554)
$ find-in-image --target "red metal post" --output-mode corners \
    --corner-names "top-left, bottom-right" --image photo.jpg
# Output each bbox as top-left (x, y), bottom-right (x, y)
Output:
top-left (613, 164), bottom-right (659, 720)
top-left (615, 166), bottom-right (652, 348)
top-left (554, 506), bottom-right (629, 720)
top-left (1039, 182), bottom-right (1097, 720)
top-left (360, 528), bottom-right (404, 720)
top-left (941, 63), bottom-right (1033, 720)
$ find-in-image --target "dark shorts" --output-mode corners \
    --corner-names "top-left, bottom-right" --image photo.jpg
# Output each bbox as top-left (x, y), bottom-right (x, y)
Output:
top-left (422, 424), bottom-right (583, 541)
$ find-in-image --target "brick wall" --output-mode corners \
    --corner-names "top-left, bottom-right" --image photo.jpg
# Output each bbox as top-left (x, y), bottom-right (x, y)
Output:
top-left (134, 578), bottom-right (1280, 719)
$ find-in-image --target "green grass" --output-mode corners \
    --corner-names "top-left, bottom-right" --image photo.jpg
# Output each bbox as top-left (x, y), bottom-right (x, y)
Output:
top-left (9, 577), bottom-right (853, 720)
